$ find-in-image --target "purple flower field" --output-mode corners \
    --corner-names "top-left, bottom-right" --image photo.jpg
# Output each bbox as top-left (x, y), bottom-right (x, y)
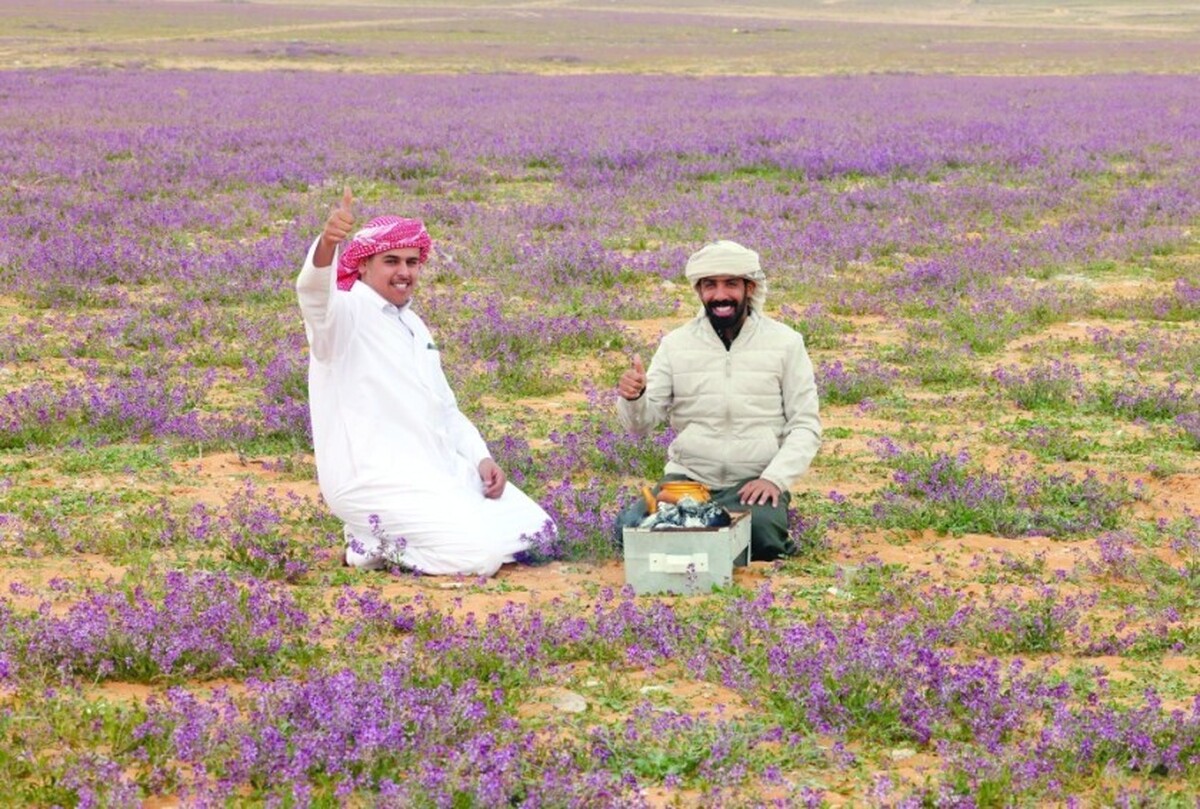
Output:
top-left (1, 55), bottom-right (1199, 807)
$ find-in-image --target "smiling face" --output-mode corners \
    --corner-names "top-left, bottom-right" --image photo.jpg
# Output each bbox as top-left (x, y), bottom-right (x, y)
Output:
top-left (698, 275), bottom-right (753, 332)
top-left (358, 247), bottom-right (423, 307)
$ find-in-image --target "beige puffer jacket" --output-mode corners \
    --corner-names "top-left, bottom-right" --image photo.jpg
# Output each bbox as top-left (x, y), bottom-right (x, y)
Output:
top-left (618, 311), bottom-right (821, 491)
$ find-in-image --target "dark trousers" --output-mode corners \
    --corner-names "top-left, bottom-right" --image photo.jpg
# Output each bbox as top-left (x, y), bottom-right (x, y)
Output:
top-left (613, 474), bottom-right (794, 561)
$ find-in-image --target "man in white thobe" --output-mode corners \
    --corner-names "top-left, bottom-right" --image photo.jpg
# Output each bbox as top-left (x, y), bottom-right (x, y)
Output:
top-left (296, 188), bottom-right (555, 575)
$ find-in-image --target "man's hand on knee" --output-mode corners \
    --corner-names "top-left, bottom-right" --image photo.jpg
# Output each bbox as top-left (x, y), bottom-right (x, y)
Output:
top-left (478, 458), bottom-right (507, 499)
top-left (738, 478), bottom-right (781, 507)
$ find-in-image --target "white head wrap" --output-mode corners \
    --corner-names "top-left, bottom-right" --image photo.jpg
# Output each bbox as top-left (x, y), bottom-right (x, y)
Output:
top-left (684, 240), bottom-right (767, 312)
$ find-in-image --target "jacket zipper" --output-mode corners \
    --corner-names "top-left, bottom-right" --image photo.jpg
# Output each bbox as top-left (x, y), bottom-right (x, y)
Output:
top-left (723, 350), bottom-right (733, 483)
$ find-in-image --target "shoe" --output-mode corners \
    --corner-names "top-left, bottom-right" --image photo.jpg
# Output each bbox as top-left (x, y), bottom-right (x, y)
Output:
top-left (344, 545), bottom-right (386, 571)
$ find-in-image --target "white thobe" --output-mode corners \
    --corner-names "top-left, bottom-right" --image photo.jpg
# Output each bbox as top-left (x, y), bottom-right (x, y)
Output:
top-left (296, 240), bottom-right (554, 575)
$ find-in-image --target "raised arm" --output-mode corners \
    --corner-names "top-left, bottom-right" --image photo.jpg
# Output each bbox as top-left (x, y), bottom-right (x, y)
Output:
top-left (297, 187), bottom-right (356, 360)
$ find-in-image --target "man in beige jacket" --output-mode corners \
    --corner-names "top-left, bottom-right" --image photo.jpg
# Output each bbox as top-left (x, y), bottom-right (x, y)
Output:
top-left (615, 240), bottom-right (822, 560)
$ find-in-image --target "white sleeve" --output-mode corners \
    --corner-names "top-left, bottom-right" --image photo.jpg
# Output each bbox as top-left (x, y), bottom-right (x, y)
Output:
top-left (296, 237), bottom-right (340, 362)
top-left (448, 406), bottom-right (492, 468)
top-left (760, 336), bottom-right (822, 490)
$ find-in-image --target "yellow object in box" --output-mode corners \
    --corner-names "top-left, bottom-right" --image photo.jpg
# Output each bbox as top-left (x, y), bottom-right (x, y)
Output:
top-left (657, 481), bottom-right (710, 503)
top-left (642, 482), bottom-right (711, 514)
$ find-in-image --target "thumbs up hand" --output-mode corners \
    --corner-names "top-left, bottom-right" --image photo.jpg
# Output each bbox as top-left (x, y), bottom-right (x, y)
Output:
top-left (321, 185), bottom-right (355, 249)
top-left (313, 186), bottom-right (355, 268)
top-left (618, 353), bottom-right (647, 401)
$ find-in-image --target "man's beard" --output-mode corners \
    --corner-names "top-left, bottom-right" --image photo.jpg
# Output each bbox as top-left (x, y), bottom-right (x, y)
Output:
top-left (705, 297), bottom-right (749, 331)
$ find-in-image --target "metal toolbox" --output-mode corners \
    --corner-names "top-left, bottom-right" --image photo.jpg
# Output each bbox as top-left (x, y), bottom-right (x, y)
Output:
top-left (622, 511), bottom-right (751, 595)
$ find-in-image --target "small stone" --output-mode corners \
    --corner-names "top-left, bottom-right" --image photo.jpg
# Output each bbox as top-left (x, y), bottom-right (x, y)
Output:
top-left (890, 748), bottom-right (917, 761)
top-left (547, 688), bottom-right (588, 713)
top-left (835, 563), bottom-right (860, 582)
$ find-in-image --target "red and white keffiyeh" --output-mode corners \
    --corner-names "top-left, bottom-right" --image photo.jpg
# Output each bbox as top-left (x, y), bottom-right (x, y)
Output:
top-left (337, 216), bottom-right (432, 291)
